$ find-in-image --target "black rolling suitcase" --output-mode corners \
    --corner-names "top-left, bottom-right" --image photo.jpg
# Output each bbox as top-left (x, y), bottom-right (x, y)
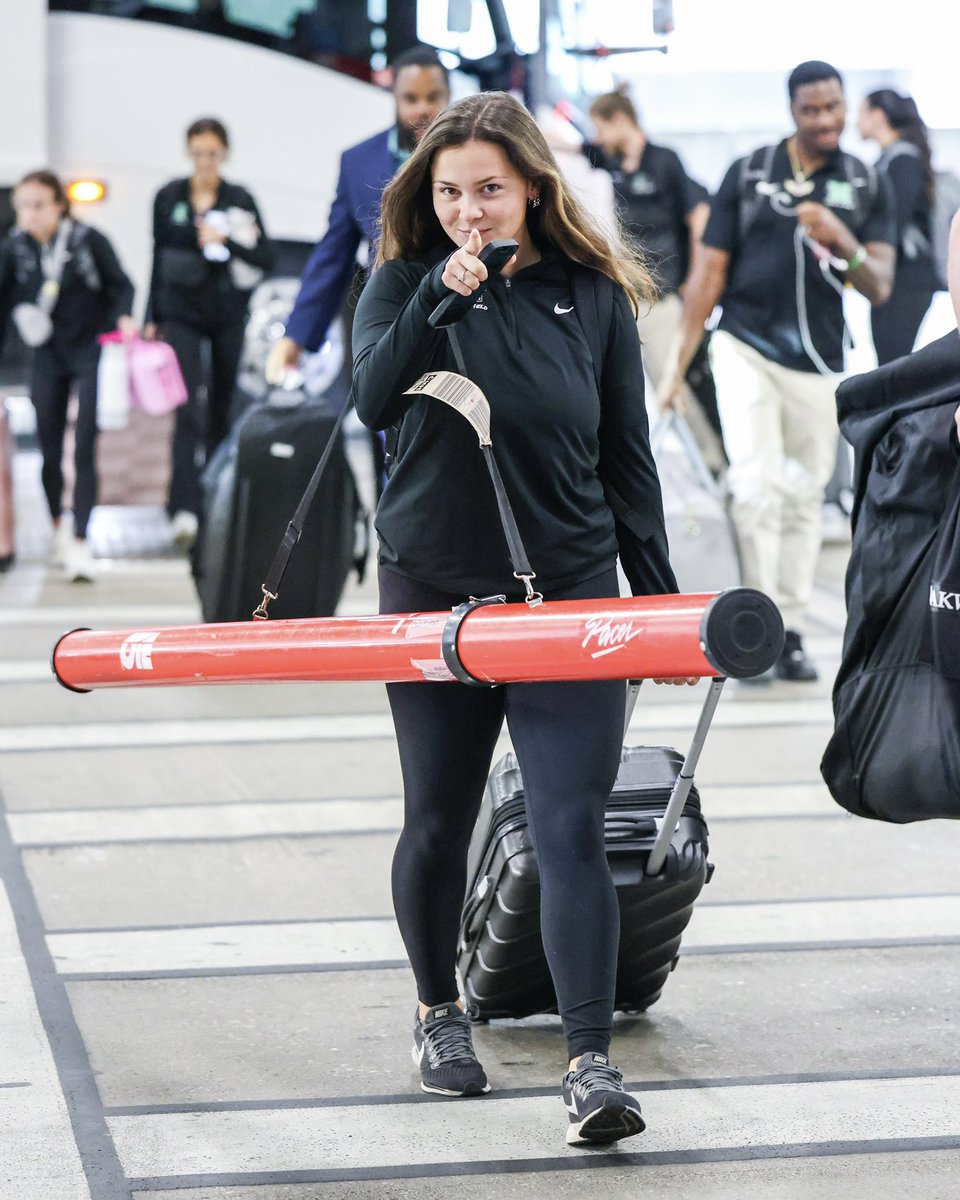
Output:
top-left (193, 394), bottom-right (362, 622)
top-left (458, 680), bottom-right (721, 1019)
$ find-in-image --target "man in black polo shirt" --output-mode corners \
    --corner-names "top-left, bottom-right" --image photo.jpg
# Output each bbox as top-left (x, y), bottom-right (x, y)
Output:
top-left (660, 60), bottom-right (896, 681)
top-left (586, 91), bottom-right (722, 464)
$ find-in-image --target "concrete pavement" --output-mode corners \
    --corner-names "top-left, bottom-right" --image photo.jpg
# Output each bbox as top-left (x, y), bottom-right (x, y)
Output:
top-left (2, 447), bottom-right (960, 1199)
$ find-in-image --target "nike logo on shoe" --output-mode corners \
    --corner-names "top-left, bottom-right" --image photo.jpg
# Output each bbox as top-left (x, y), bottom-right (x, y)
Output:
top-left (554, 302), bottom-right (574, 315)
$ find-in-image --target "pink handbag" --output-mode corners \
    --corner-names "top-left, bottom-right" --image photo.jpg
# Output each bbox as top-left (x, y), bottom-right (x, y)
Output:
top-left (127, 338), bottom-right (188, 416)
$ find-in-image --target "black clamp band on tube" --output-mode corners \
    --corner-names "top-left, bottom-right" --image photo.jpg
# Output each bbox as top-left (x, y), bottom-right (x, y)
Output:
top-left (441, 596), bottom-right (506, 686)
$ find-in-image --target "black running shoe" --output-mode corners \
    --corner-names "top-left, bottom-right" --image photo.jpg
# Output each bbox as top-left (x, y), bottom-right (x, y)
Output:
top-left (411, 1003), bottom-right (490, 1097)
top-left (775, 629), bottom-right (818, 682)
top-left (562, 1053), bottom-right (645, 1145)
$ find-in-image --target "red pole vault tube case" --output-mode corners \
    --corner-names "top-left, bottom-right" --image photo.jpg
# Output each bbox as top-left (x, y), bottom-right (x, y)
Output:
top-left (51, 588), bottom-right (782, 693)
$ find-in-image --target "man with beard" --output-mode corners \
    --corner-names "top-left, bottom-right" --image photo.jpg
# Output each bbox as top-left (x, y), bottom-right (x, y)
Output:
top-left (659, 60), bottom-right (896, 682)
top-left (267, 46), bottom-right (450, 379)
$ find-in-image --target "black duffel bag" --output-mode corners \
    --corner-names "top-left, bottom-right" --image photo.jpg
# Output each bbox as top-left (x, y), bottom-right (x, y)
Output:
top-left (821, 330), bottom-right (960, 823)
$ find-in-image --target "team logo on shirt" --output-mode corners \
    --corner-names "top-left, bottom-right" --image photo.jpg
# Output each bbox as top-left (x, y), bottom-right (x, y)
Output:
top-left (473, 291), bottom-right (488, 311)
top-left (824, 179), bottom-right (856, 210)
top-left (554, 300), bottom-right (574, 315)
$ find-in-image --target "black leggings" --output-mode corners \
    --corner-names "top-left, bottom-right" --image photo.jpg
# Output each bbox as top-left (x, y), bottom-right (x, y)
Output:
top-left (870, 288), bottom-right (934, 366)
top-left (380, 565), bottom-right (625, 1059)
top-left (163, 318), bottom-right (246, 516)
top-left (31, 350), bottom-right (99, 539)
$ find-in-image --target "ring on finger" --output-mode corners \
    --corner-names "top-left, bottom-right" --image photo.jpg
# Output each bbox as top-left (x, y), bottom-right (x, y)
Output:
top-left (458, 268), bottom-right (467, 284)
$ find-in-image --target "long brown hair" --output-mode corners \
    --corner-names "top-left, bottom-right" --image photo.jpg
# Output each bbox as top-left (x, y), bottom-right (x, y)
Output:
top-left (865, 88), bottom-right (935, 203)
top-left (377, 91), bottom-right (656, 313)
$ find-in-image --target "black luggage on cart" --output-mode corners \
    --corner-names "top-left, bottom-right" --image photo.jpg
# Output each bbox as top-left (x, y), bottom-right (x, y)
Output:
top-left (193, 396), bottom-right (361, 622)
top-left (458, 682), bottom-right (720, 1020)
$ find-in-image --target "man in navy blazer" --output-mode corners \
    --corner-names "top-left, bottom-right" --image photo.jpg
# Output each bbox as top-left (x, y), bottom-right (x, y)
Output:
top-left (268, 46), bottom-right (450, 377)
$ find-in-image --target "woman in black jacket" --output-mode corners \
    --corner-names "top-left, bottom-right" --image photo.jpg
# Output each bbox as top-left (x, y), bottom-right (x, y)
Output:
top-left (147, 117), bottom-right (272, 544)
top-left (858, 89), bottom-right (939, 364)
top-left (0, 170), bottom-right (135, 582)
top-left (353, 91), bottom-right (687, 1146)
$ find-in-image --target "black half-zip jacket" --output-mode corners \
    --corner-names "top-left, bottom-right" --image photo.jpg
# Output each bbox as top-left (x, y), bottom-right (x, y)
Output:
top-left (352, 247), bottom-right (674, 597)
top-left (147, 177), bottom-right (273, 327)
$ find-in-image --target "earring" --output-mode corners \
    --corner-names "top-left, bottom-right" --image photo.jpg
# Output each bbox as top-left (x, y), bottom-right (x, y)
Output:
top-left (529, 196), bottom-right (541, 209)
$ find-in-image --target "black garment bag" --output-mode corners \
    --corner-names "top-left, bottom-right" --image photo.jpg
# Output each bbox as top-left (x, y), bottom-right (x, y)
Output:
top-left (821, 330), bottom-right (960, 822)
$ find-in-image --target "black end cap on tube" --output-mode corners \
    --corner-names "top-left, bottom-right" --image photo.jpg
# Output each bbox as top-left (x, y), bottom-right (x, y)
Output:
top-left (51, 628), bottom-right (92, 694)
top-left (699, 589), bottom-right (784, 678)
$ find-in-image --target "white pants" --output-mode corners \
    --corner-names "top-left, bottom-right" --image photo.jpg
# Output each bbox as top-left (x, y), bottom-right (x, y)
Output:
top-left (709, 330), bottom-right (840, 631)
top-left (638, 293), bottom-right (726, 473)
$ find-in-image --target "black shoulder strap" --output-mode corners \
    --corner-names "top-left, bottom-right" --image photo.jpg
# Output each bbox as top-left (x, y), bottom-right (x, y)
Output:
top-left (571, 267), bottom-right (615, 395)
top-left (738, 144), bottom-right (777, 242)
top-left (254, 390), bottom-right (354, 619)
top-left (842, 152), bottom-right (878, 233)
top-left (445, 327), bottom-right (539, 602)
top-left (878, 141), bottom-right (921, 170)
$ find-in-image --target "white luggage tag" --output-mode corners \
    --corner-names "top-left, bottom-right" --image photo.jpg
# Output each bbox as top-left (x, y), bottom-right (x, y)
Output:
top-left (405, 370), bottom-right (491, 446)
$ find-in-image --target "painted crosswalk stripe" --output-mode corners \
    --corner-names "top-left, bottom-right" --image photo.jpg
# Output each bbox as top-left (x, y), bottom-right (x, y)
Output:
top-left (0, 596), bottom-right (382, 629)
top-left (0, 697), bottom-right (835, 753)
top-left (47, 894), bottom-right (960, 978)
top-left (107, 1074), bottom-right (960, 1180)
top-left (0, 882), bottom-right (90, 1199)
top-left (6, 783), bottom-right (839, 847)
top-left (9, 798), bottom-right (405, 846)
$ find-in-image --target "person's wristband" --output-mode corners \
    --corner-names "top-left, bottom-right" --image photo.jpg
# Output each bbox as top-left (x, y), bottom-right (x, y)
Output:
top-left (846, 244), bottom-right (868, 271)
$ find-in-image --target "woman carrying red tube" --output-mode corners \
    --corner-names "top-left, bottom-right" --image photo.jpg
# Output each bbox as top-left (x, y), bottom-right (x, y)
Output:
top-left (352, 90), bottom-right (692, 1147)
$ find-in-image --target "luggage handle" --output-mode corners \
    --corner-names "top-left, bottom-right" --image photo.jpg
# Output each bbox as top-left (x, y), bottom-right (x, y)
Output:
top-left (650, 409), bottom-right (722, 497)
top-left (605, 815), bottom-right (658, 842)
top-left (645, 676), bottom-right (725, 876)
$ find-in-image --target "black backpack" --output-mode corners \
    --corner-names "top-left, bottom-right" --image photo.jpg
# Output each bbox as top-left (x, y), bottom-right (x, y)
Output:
top-left (737, 143), bottom-right (878, 242)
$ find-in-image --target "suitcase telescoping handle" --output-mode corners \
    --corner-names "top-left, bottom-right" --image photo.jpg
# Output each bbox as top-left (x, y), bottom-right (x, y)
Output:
top-left (650, 409), bottom-right (722, 497)
top-left (624, 676), bottom-right (725, 876)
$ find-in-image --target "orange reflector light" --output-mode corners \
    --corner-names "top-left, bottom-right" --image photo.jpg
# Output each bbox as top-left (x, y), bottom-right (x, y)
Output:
top-left (66, 179), bottom-right (107, 204)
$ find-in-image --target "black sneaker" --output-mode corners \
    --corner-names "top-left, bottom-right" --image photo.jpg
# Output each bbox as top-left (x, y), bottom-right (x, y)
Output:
top-left (562, 1052), bottom-right (645, 1145)
top-left (411, 1003), bottom-right (490, 1097)
top-left (775, 629), bottom-right (818, 682)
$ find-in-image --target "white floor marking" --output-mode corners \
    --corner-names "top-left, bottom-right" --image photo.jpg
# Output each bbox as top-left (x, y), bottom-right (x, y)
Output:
top-left (9, 798), bottom-right (405, 846)
top-left (7, 782), bottom-right (837, 847)
top-left (0, 596), bottom-right (378, 628)
top-left (0, 882), bottom-right (90, 1199)
top-left (46, 895), bottom-right (960, 976)
top-left (108, 1074), bottom-right (960, 1178)
top-left (0, 697), bottom-right (835, 754)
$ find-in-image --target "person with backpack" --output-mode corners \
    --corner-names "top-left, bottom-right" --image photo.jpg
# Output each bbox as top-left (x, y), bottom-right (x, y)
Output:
top-left (858, 89), bottom-right (941, 364)
top-left (0, 170), bottom-right (136, 582)
top-left (584, 89), bottom-right (724, 467)
top-left (659, 60), bottom-right (897, 682)
top-left (146, 117), bottom-right (273, 549)
top-left (352, 90), bottom-right (690, 1146)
